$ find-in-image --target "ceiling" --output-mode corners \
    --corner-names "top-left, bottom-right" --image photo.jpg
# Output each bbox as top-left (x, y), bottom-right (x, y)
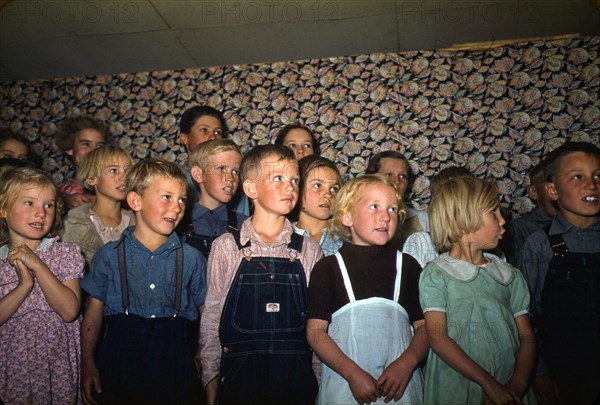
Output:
top-left (1, 0), bottom-right (599, 82)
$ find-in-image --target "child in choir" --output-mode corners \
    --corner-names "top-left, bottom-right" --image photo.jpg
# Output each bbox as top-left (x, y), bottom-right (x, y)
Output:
top-left (0, 128), bottom-right (30, 161)
top-left (61, 145), bottom-right (135, 269)
top-left (292, 155), bottom-right (343, 256)
top-left (80, 158), bottom-right (207, 405)
top-left (275, 124), bottom-right (319, 160)
top-left (0, 167), bottom-right (84, 404)
top-left (420, 176), bottom-right (536, 404)
top-left (54, 116), bottom-right (107, 210)
top-left (306, 174), bottom-right (426, 404)
top-left (366, 151), bottom-right (428, 249)
top-left (184, 139), bottom-right (247, 258)
top-left (200, 144), bottom-right (322, 405)
top-left (515, 142), bottom-right (600, 404)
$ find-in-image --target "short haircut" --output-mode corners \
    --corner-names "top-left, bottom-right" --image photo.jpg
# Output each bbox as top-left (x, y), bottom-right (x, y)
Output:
top-left (125, 158), bottom-right (186, 196)
top-left (429, 176), bottom-right (499, 254)
top-left (54, 116), bottom-right (107, 151)
top-left (188, 139), bottom-right (241, 170)
top-left (365, 150), bottom-right (414, 184)
top-left (543, 141), bottom-right (600, 182)
top-left (240, 144), bottom-right (296, 183)
top-left (328, 174), bottom-right (405, 241)
top-left (429, 166), bottom-right (473, 196)
top-left (274, 125), bottom-right (320, 155)
top-left (527, 160), bottom-right (547, 188)
top-left (180, 106), bottom-right (228, 137)
top-left (0, 167), bottom-right (63, 245)
top-left (77, 145), bottom-right (133, 189)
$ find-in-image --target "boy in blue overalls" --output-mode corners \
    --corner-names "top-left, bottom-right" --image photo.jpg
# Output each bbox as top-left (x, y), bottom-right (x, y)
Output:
top-left (183, 139), bottom-right (247, 258)
top-left (516, 142), bottom-right (600, 404)
top-left (80, 158), bottom-right (207, 405)
top-left (200, 144), bottom-right (323, 405)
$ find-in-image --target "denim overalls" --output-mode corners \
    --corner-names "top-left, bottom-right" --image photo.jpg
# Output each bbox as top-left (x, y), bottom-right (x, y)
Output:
top-left (217, 231), bottom-right (318, 405)
top-left (540, 229), bottom-right (600, 404)
top-left (95, 243), bottom-right (199, 405)
top-left (318, 252), bottom-right (424, 404)
top-left (185, 209), bottom-right (239, 258)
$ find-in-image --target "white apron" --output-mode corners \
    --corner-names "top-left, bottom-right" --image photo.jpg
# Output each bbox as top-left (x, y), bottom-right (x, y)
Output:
top-left (318, 252), bottom-right (424, 404)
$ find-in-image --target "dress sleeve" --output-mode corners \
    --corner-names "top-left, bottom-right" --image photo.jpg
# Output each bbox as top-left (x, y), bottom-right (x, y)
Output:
top-left (509, 268), bottom-right (531, 318)
top-left (54, 242), bottom-right (85, 282)
top-left (418, 263), bottom-right (448, 313)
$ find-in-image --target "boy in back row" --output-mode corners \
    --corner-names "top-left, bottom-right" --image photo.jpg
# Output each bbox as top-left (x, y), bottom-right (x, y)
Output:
top-left (515, 142), bottom-right (600, 404)
top-left (80, 158), bottom-right (207, 405)
top-left (200, 144), bottom-right (323, 405)
top-left (184, 139), bottom-right (248, 258)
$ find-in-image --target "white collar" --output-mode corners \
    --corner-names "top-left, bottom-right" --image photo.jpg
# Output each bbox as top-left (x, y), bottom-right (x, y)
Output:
top-left (0, 237), bottom-right (57, 260)
top-left (433, 252), bottom-right (515, 284)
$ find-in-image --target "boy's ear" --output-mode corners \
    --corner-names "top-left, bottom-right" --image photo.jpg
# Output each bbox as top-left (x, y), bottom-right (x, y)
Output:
top-left (341, 211), bottom-right (353, 227)
top-left (65, 149), bottom-right (73, 157)
top-left (126, 192), bottom-right (142, 212)
top-left (179, 133), bottom-right (188, 147)
top-left (190, 166), bottom-right (203, 184)
top-left (545, 182), bottom-right (559, 202)
top-left (243, 179), bottom-right (257, 200)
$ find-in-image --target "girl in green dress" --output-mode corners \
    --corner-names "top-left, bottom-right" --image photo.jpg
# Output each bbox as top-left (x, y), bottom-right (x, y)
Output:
top-left (419, 176), bottom-right (536, 404)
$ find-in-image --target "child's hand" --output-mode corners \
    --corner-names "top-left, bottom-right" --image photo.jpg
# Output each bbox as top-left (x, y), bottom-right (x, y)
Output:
top-left (12, 257), bottom-right (35, 288)
top-left (8, 244), bottom-right (44, 274)
top-left (376, 358), bottom-right (415, 403)
top-left (81, 363), bottom-right (102, 405)
top-left (348, 368), bottom-right (378, 404)
top-left (482, 378), bottom-right (522, 405)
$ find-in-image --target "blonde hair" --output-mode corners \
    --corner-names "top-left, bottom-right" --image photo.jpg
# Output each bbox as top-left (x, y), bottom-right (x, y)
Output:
top-left (125, 158), bottom-right (186, 196)
top-left (188, 139), bottom-right (242, 170)
top-left (77, 145), bottom-right (133, 189)
top-left (0, 168), bottom-right (63, 245)
top-left (328, 174), bottom-right (406, 241)
top-left (429, 176), bottom-right (499, 254)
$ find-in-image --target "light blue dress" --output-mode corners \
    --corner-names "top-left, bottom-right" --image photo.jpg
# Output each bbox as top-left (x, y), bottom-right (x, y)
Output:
top-left (419, 253), bottom-right (535, 404)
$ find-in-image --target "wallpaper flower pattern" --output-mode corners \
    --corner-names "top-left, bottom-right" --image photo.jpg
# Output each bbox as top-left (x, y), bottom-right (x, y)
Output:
top-left (1, 36), bottom-right (599, 214)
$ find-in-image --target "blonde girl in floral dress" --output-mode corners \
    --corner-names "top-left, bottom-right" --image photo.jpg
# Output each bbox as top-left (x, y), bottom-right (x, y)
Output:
top-left (0, 167), bottom-right (84, 404)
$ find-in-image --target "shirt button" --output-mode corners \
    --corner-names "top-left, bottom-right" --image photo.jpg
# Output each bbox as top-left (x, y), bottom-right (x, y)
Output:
top-left (151, 315), bottom-right (156, 318)
top-left (150, 283), bottom-right (156, 289)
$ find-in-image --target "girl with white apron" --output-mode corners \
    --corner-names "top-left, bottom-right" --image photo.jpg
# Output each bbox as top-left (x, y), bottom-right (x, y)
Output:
top-left (318, 252), bottom-right (424, 405)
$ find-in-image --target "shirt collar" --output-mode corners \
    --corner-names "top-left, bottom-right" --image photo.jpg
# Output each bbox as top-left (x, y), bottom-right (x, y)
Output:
top-left (240, 217), bottom-right (294, 247)
top-left (0, 236), bottom-right (57, 259)
top-left (433, 252), bottom-right (514, 284)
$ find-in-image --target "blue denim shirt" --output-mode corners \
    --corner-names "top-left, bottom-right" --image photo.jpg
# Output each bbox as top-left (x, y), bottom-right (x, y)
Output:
top-left (82, 227), bottom-right (207, 321)
top-left (188, 202), bottom-right (248, 238)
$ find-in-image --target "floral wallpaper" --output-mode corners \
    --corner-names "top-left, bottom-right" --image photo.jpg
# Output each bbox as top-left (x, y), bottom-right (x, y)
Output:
top-left (1, 36), bottom-right (599, 214)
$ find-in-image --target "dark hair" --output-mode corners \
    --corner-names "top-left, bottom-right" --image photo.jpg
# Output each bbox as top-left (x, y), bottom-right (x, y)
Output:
top-left (544, 141), bottom-right (600, 182)
top-left (180, 106), bottom-right (228, 137)
top-left (288, 155), bottom-right (341, 221)
top-left (274, 125), bottom-right (320, 155)
top-left (54, 116), bottom-right (107, 151)
top-left (366, 150), bottom-right (415, 189)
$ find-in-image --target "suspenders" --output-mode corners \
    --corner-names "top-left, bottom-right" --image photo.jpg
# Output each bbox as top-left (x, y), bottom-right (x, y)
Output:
top-left (117, 242), bottom-right (184, 317)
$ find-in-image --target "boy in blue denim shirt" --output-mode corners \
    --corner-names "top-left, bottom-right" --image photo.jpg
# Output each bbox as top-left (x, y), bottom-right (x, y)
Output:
top-left (516, 142), bottom-right (600, 404)
top-left (184, 139), bottom-right (247, 258)
top-left (80, 158), bottom-right (207, 405)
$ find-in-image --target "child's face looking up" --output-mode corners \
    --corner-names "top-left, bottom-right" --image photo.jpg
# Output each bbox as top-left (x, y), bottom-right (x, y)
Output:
top-left (461, 204), bottom-right (506, 252)
top-left (180, 115), bottom-right (224, 153)
top-left (2, 185), bottom-right (56, 249)
top-left (376, 157), bottom-right (410, 197)
top-left (342, 183), bottom-right (399, 246)
top-left (301, 166), bottom-right (341, 221)
top-left (194, 150), bottom-right (241, 209)
top-left (246, 156), bottom-right (299, 217)
top-left (546, 151), bottom-right (600, 228)
top-left (0, 139), bottom-right (28, 161)
top-left (68, 129), bottom-right (105, 167)
top-left (282, 129), bottom-right (315, 160)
